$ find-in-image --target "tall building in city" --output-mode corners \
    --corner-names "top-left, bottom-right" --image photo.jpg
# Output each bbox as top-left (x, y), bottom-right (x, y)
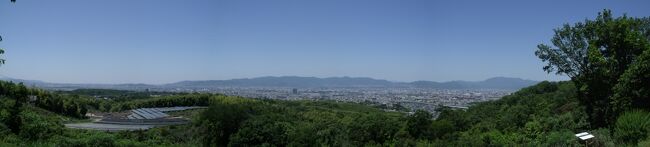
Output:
top-left (292, 88), bottom-right (298, 94)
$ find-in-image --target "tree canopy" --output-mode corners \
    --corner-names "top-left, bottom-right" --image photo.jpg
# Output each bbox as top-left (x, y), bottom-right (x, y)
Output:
top-left (536, 9), bottom-right (650, 128)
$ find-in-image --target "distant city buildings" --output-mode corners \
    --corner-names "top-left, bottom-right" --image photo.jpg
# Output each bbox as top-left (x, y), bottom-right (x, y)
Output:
top-left (159, 86), bottom-right (513, 113)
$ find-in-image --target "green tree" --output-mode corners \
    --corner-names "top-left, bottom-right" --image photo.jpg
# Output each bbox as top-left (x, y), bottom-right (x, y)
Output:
top-left (610, 49), bottom-right (650, 117)
top-left (535, 10), bottom-right (650, 127)
top-left (18, 111), bottom-right (64, 140)
top-left (436, 106), bottom-right (469, 131)
top-left (405, 110), bottom-right (432, 139)
top-left (347, 112), bottom-right (399, 145)
top-left (0, 35), bottom-right (5, 66)
top-left (6, 83), bottom-right (28, 134)
top-left (228, 115), bottom-right (290, 146)
top-left (196, 102), bottom-right (250, 147)
top-left (430, 119), bottom-right (455, 139)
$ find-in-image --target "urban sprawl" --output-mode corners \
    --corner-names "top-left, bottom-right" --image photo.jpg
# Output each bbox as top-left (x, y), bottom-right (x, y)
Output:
top-left (161, 87), bottom-right (512, 113)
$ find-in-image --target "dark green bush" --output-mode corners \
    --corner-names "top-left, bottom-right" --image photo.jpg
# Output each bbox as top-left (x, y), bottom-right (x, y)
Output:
top-left (614, 110), bottom-right (650, 145)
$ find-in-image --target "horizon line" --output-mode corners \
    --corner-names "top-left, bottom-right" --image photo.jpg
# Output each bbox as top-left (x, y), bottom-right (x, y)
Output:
top-left (0, 75), bottom-right (550, 86)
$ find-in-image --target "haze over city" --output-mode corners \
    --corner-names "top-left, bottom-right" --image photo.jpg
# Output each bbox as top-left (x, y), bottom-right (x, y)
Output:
top-left (1, 0), bottom-right (649, 84)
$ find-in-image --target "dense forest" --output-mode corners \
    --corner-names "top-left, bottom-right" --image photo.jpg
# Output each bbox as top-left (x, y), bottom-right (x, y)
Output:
top-left (0, 9), bottom-right (648, 147)
top-left (0, 80), bottom-right (587, 146)
top-left (57, 89), bottom-right (177, 102)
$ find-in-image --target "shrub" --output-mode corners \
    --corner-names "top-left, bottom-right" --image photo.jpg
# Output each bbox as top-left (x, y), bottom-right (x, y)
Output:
top-left (18, 111), bottom-right (63, 141)
top-left (614, 110), bottom-right (650, 145)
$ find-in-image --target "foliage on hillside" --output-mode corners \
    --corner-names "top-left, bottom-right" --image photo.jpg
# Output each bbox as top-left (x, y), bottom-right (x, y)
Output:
top-left (536, 9), bottom-right (650, 128)
top-left (0, 79), bottom-right (646, 146)
top-left (0, 87), bottom-right (408, 146)
top-left (0, 81), bottom-right (88, 119)
top-left (430, 81), bottom-right (592, 146)
top-left (57, 89), bottom-right (177, 101)
top-left (533, 9), bottom-right (650, 145)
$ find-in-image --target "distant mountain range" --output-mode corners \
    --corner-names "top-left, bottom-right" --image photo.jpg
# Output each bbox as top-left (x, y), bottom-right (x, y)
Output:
top-left (168, 76), bottom-right (396, 88)
top-left (408, 77), bottom-right (540, 89)
top-left (0, 76), bottom-right (540, 90)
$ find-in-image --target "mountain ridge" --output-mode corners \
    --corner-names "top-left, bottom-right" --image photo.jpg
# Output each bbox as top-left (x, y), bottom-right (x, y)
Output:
top-left (0, 76), bottom-right (539, 90)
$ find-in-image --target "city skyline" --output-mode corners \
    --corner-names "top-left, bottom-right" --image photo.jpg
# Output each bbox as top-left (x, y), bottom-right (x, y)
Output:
top-left (1, 0), bottom-right (649, 84)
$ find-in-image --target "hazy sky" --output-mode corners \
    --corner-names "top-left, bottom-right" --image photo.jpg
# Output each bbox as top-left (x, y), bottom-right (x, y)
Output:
top-left (0, 0), bottom-right (649, 84)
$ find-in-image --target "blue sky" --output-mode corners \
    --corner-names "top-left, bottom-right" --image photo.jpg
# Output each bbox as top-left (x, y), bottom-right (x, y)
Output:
top-left (0, 0), bottom-right (649, 84)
